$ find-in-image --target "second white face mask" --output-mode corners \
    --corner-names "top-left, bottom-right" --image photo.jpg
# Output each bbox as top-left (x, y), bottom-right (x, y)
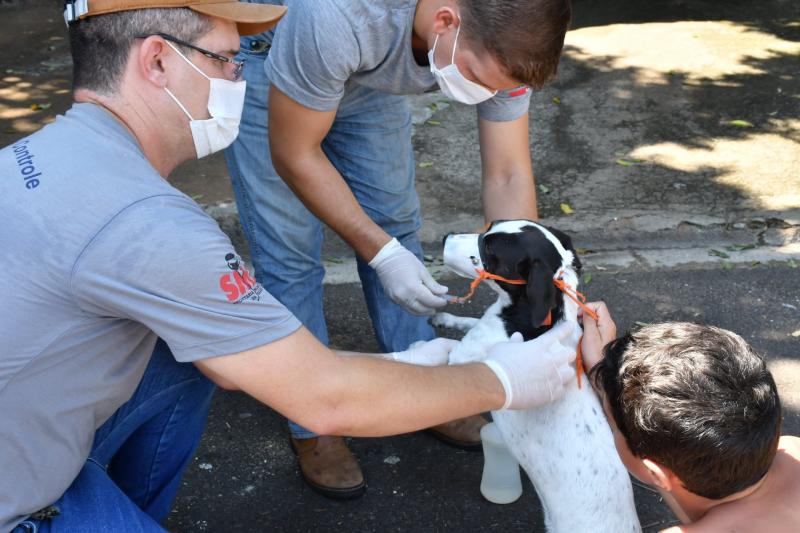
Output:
top-left (164, 41), bottom-right (246, 159)
top-left (428, 23), bottom-right (497, 105)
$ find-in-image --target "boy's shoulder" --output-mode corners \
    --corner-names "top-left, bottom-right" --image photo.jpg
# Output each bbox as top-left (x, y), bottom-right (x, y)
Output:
top-left (778, 435), bottom-right (800, 454)
top-left (665, 436), bottom-right (800, 533)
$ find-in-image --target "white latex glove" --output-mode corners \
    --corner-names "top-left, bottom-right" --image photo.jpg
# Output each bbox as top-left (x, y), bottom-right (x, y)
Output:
top-left (483, 322), bottom-right (578, 410)
top-left (389, 338), bottom-right (460, 366)
top-left (369, 238), bottom-right (448, 316)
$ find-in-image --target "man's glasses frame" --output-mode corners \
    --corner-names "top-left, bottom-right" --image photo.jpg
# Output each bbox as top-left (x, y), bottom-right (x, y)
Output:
top-left (137, 33), bottom-right (244, 81)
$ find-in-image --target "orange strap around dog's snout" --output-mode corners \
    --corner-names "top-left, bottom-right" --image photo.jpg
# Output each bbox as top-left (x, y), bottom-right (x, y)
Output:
top-left (450, 268), bottom-right (526, 304)
top-left (450, 270), bottom-right (599, 388)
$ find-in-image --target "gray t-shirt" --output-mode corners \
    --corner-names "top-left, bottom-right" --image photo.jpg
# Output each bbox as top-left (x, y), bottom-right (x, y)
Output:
top-left (0, 103), bottom-right (300, 531)
top-left (263, 0), bottom-right (532, 121)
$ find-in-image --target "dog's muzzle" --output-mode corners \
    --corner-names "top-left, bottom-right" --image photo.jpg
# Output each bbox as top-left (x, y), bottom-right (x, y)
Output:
top-left (443, 233), bottom-right (483, 279)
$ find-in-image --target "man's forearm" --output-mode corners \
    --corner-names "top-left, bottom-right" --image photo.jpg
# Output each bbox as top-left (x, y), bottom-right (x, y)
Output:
top-left (477, 115), bottom-right (538, 221)
top-left (197, 329), bottom-right (505, 437)
top-left (312, 354), bottom-right (503, 436)
top-left (274, 148), bottom-right (390, 261)
top-left (482, 171), bottom-right (538, 221)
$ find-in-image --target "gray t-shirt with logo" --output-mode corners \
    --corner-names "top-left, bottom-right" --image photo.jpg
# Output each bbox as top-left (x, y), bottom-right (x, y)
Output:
top-left (0, 103), bottom-right (301, 531)
top-left (263, 0), bottom-right (532, 121)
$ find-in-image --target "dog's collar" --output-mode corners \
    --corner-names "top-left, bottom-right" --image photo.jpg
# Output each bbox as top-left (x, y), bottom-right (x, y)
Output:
top-left (450, 268), bottom-right (599, 323)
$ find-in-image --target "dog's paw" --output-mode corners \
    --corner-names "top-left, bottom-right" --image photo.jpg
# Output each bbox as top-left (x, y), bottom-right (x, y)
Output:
top-left (430, 312), bottom-right (458, 329)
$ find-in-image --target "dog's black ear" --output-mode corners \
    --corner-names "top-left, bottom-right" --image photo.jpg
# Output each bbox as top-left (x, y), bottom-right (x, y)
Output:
top-left (526, 260), bottom-right (557, 326)
top-left (546, 226), bottom-right (582, 272)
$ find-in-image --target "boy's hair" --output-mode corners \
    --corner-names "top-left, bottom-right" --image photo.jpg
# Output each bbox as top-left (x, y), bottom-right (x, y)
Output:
top-left (591, 322), bottom-right (781, 499)
top-left (69, 9), bottom-right (213, 95)
top-left (458, 0), bottom-right (572, 89)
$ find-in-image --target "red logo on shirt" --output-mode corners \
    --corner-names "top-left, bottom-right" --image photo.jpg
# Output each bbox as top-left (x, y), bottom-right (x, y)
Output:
top-left (508, 87), bottom-right (529, 97)
top-left (220, 253), bottom-right (262, 303)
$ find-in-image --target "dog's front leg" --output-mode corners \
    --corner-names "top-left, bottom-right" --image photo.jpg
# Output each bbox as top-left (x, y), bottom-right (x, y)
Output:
top-left (431, 312), bottom-right (480, 333)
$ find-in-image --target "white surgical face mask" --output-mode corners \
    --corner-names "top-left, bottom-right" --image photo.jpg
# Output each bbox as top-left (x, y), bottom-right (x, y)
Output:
top-left (163, 41), bottom-right (246, 159)
top-left (428, 23), bottom-right (497, 105)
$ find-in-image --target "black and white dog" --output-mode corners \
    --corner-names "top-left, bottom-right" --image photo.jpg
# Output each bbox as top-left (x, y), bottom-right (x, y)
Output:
top-left (435, 220), bottom-right (641, 533)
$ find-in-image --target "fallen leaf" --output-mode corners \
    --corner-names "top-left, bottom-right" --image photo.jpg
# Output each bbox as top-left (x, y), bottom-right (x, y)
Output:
top-left (560, 203), bottom-right (574, 215)
top-left (727, 119), bottom-right (753, 128)
top-left (634, 321), bottom-right (650, 327)
top-left (722, 261), bottom-right (733, 270)
top-left (709, 249), bottom-right (730, 259)
top-left (791, 330), bottom-right (800, 338)
top-left (427, 102), bottom-right (438, 111)
top-left (418, 161), bottom-right (434, 168)
top-left (426, 120), bottom-right (441, 126)
top-left (30, 102), bottom-right (52, 111)
top-left (582, 273), bottom-right (593, 285)
top-left (323, 256), bottom-right (344, 264)
top-left (726, 243), bottom-right (756, 252)
top-left (538, 184), bottom-right (551, 194)
top-left (190, 194), bottom-right (204, 201)
top-left (615, 158), bottom-right (646, 166)
top-left (552, 96), bottom-right (561, 104)
top-left (575, 247), bottom-right (595, 255)
top-left (750, 261), bottom-right (761, 268)
top-left (789, 259), bottom-right (798, 268)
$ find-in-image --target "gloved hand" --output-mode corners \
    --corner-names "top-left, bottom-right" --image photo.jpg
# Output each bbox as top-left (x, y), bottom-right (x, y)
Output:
top-left (483, 322), bottom-right (578, 410)
top-left (389, 338), bottom-right (460, 366)
top-left (369, 238), bottom-right (448, 316)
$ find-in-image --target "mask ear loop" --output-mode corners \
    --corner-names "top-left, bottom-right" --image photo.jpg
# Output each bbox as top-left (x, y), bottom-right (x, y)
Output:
top-left (164, 87), bottom-right (195, 121)
top-left (451, 23), bottom-right (460, 65)
top-left (164, 40), bottom-right (211, 80)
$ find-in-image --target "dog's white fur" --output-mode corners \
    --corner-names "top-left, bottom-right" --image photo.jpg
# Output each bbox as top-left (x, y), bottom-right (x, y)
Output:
top-left (435, 221), bottom-right (641, 533)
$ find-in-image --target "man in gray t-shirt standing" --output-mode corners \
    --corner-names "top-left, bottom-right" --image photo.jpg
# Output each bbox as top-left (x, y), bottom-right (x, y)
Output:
top-left (1, 1), bottom-right (579, 530)
top-left (225, 0), bottom-right (572, 496)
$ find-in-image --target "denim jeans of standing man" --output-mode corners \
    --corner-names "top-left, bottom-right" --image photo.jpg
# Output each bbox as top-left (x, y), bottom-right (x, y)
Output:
top-left (12, 340), bottom-right (215, 533)
top-left (225, 32), bottom-right (434, 439)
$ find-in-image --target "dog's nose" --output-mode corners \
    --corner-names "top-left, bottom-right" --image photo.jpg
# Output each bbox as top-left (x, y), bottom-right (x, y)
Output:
top-left (442, 232), bottom-right (453, 246)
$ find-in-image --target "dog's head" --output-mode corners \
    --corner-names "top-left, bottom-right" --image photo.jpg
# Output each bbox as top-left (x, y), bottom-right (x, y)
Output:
top-left (443, 220), bottom-right (581, 339)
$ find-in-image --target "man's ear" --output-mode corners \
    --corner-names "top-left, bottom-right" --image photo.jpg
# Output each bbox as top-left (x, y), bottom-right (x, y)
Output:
top-left (526, 260), bottom-right (557, 326)
top-left (546, 226), bottom-right (582, 272)
top-left (136, 35), bottom-right (170, 88)
top-left (432, 5), bottom-right (458, 33)
top-left (642, 458), bottom-right (675, 492)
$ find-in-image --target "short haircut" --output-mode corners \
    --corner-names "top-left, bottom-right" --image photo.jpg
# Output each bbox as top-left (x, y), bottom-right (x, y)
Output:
top-left (591, 322), bottom-right (781, 499)
top-left (69, 8), bottom-right (214, 95)
top-left (458, 0), bottom-right (572, 89)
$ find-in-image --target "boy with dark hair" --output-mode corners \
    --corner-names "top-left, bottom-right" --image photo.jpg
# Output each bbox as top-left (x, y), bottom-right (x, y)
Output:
top-left (581, 303), bottom-right (800, 532)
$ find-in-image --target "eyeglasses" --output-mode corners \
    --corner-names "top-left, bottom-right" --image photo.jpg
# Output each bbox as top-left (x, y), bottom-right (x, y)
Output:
top-left (137, 33), bottom-right (245, 81)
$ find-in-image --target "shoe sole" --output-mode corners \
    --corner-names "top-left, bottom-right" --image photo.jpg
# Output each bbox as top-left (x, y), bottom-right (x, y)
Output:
top-left (304, 478), bottom-right (367, 500)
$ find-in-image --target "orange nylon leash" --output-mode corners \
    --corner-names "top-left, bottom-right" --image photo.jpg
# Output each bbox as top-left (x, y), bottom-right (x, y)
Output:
top-left (450, 268), bottom-right (526, 303)
top-left (450, 269), bottom-right (598, 388)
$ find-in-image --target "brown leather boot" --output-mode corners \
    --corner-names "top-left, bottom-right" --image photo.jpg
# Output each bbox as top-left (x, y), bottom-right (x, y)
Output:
top-left (290, 436), bottom-right (366, 499)
top-left (427, 414), bottom-right (488, 451)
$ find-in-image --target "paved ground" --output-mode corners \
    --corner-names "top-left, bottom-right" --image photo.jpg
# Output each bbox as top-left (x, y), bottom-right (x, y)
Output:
top-left (1, 0), bottom-right (798, 531)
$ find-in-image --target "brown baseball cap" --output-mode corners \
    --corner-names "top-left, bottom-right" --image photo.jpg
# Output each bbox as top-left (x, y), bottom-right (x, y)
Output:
top-left (63, 0), bottom-right (287, 35)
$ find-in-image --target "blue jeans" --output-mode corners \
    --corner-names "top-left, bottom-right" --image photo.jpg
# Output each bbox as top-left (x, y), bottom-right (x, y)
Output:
top-left (12, 340), bottom-right (215, 532)
top-left (225, 35), bottom-right (434, 438)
